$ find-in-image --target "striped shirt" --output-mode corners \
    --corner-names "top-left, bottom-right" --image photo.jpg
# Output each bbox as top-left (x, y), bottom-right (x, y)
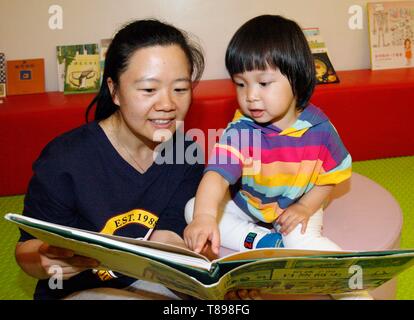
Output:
top-left (205, 104), bottom-right (352, 223)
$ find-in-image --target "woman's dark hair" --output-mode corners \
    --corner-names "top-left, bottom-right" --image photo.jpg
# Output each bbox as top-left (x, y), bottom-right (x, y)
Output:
top-left (86, 19), bottom-right (204, 122)
top-left (225, 15), bottom-right (316, 110)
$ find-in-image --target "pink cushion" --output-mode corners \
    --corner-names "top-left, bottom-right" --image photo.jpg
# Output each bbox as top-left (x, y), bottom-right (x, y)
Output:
top-left (324, 172), bottom-right (402, 251)
top-left (218, 172), bottom-right (403, 299)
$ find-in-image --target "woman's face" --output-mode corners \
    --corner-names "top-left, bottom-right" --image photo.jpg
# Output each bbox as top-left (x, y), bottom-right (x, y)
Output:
top-left (110, 45), bottom-right (192, 144)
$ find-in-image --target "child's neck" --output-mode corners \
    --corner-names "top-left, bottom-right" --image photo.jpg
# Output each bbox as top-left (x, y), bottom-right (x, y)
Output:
top-left (272, 106), bottom-right (301, 131)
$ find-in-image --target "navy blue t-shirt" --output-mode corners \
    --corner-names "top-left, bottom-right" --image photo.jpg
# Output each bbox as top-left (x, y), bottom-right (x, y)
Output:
top-left (19, 121), bottom-right (204, 300)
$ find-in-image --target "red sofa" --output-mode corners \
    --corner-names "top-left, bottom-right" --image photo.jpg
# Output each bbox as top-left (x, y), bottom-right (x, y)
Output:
top-left (1, 69), bottom-right (413, 196)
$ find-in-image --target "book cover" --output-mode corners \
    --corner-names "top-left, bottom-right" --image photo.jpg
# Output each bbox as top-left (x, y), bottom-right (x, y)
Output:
top-left (313, 52), bottom-right (340, 84)
top-left (56, 46), bottom-right (66, 92)
top-left (0, 53), bottom-right (6, 97)
top-left (57, 44), bottom-right (100, 94)
top-left (6, 58), bottom-right (45, 95)
top-left (303, 28), bottom-right (340, 84)
top-left (303, 27), bottom-right (327, 53)
top-left (99, 39), bottom-right (112, 85)
top-left (5, 213), bottom-right (414, 300)
top-left (368, 1), bottom-right (414, 70)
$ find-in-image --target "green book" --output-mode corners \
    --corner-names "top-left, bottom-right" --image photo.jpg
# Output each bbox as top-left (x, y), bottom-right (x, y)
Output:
top-left (56, 44), bottom-right (100, 94)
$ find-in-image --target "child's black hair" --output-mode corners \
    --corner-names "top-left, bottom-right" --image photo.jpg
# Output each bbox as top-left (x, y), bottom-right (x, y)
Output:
top-left (86, 19), bottom-right (204, 122)
top-left (225, 15), bottom-right (315, 110)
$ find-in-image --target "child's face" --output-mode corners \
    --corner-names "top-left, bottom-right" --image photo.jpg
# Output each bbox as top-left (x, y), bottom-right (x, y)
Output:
top-left (109, 44), bottom-right (192, 143)
top-left (232, 67), bottom-right (297, 129)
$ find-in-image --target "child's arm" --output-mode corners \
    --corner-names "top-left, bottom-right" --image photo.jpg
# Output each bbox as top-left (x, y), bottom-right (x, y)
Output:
top-left (183, 171), bottom-right (229, 255)
top-left (276, 184), bottom-right (334, 235)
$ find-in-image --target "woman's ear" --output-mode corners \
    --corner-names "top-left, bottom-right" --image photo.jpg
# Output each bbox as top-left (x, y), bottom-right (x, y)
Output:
top-left (107, 77), bottom-right (120, 106)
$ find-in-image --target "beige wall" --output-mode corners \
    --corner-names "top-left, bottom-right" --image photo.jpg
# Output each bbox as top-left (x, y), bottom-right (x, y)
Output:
top-left (0, 0), bottom-right (402, 91)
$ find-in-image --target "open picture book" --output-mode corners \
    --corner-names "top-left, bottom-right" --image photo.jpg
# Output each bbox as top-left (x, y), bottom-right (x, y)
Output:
top-left (5, 213), bottom-right (414, 300)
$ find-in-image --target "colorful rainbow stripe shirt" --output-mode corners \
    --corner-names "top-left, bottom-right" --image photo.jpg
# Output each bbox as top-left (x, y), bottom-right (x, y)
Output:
top-left (205, 104), bottom-right (352, 223)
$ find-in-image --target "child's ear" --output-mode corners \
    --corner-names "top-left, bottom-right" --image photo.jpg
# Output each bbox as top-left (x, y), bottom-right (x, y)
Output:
top-left (107, 77), bottom-right (120, 106)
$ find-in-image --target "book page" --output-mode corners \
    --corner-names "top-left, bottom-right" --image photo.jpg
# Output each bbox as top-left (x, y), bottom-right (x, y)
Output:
top-left (217, 252), bottom-right (414, 295)
top-left (17, 223), bottom-right (216, 299)
top-left (215, 247), bottom-right (348, 263)
top-left (6, 213), bottom-right (211, 270)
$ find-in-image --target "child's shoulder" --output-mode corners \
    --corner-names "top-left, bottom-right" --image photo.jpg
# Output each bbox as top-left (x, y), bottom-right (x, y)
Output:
top-left (303, 104), bottom-right (337, 130)
top-left (303, 104), bottom-right (329, 122)
top-left (226, 109), bottom-right (257, 130)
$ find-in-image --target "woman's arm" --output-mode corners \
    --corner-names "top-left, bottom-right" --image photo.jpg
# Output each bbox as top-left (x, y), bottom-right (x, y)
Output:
top-left (149, 230), bottom-right (187, 248)
top-left (15, 239), bottom-right (99, 280)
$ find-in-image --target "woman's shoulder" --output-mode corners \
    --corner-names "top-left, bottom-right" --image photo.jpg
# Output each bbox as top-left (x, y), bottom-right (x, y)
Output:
top-left (35, 122), bottom-right (100, 167)
top-left (45, 121), bottom-right (99, 149)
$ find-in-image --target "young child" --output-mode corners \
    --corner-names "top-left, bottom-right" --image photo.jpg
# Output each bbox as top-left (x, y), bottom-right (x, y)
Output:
top-left (184, 15), bottom-right (352, 255)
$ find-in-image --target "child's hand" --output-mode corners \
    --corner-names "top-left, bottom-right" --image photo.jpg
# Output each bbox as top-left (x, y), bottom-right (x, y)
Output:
top-left (199, 242), bottom-right (219, 261)
top-left (38, 243), bottom-right (100, 280)
top-left (276, 202), bottom-right (313, 236)
top-left (184, 215), bottom-right (220, 255)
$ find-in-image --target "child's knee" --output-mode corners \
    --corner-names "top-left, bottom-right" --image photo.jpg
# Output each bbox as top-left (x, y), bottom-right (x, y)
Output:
top-left (281, 224), bottom-right (307, 248)
top-left (282, 223), bottom-right (341, 251)
top-left (184, 197), bottom-right (195, 224)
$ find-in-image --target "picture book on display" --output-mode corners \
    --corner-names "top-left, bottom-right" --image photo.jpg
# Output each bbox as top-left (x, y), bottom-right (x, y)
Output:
top-left (56, 44), bottom-right (100, 94)
top-left (303, 28), bottom-right (340, 84)
top-left (0, 53), bottom-right (6, 97)
top-left (6, 59), bottom-right (45, 95)
top-left (5, 213), bottom-right (414, 300)
top-left (99, 39), bottom-right (112, 85)
top-left (367, 1), bottom-right (414, 70)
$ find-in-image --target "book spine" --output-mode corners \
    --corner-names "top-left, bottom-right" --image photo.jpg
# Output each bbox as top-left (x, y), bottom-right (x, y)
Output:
top-left (0, 53), bottom-right (6, 97)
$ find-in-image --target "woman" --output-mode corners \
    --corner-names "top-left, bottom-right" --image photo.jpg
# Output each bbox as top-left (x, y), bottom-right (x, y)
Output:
top-left (14, 19), bottom-right (205, 300)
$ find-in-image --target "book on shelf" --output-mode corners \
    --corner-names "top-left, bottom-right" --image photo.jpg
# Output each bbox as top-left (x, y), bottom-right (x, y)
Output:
top-left (0, 53), bottom-right (6, 97)
top-left (367, 1), bottom-right (414, 70)
top-left (6, 59), bottom-right (45, 95)
top-left (303, 27), bottom-right (340, 84)
top-left (99, 39), bottom-right (112, 85)
top-left (56, 44), bottom-right (100, 94)
top-left (6, 213), bottom-right (414, 300)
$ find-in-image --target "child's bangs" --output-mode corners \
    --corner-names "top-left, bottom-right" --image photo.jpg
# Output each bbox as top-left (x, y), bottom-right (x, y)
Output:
top-left (227, 45), bottom-right (281, 75)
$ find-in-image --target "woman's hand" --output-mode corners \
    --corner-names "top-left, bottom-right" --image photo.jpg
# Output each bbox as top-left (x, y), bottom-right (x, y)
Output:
top-left (224, 289), bottom-right (261, 300)
top-left (15, 239), bottom-right (100, 280)
top-left (276, 202), bottom-right (314, 236)
top-left (184, 215), bottom-right (221, 255)
top-left (38, 243), bottom-right (100, 280)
